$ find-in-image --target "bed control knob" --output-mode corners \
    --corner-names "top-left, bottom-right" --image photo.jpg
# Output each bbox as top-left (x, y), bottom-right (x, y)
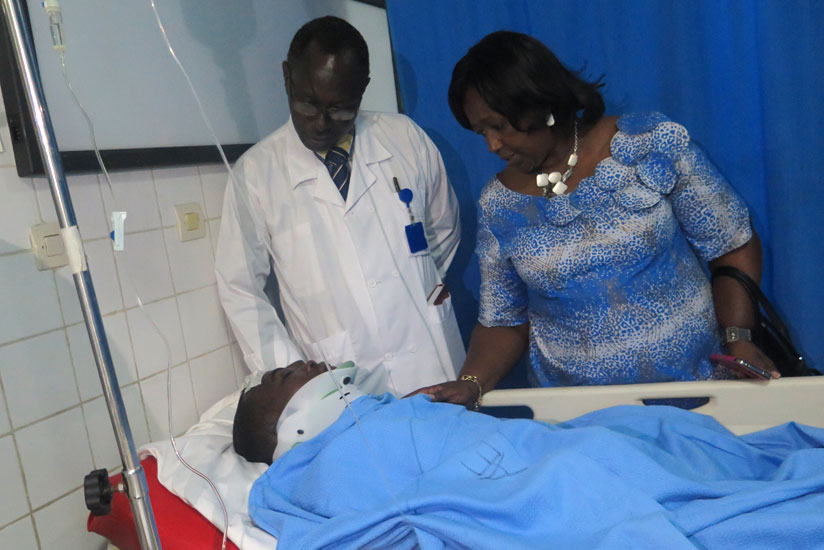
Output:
top-left (84, 468), bottom-right (115, 516)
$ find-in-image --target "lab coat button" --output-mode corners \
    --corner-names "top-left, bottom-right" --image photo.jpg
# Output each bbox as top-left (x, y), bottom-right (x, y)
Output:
top-left (408, 344), bottom-right (417, 353)
top-left (368, 205), bottom-right (375, 213)
top-left (384, 352), bottom-right (394, 361)
top-left (368, 280), bottom-right (378, 288)
top-left (392, 270), bottom-right (400, 278)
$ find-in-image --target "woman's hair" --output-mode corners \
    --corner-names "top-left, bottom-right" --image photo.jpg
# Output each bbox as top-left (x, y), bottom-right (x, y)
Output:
top-left (448, 30), bottom-right (605, 135)
top-left (232, 389), bottom-right (277, 465)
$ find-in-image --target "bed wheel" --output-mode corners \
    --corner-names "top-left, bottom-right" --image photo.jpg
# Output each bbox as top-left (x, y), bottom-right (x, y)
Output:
top-left (84, 468), bottom-right (115, 516)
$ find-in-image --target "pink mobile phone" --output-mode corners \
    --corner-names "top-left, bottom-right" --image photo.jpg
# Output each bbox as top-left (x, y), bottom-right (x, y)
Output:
top-left (710, 354), bottom-right (772, 380)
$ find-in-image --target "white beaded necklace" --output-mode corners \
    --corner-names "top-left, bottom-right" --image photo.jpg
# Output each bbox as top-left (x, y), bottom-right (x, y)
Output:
top-left (536, 121), bottom-right (578, 198)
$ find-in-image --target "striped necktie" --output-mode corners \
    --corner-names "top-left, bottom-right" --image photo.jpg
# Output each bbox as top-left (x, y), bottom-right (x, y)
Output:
top-left (324, 146), bottom-right (351, 200)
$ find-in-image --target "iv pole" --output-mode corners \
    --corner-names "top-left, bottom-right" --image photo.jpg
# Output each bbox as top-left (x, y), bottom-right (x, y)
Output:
top-left (0, 1), bottom-right (161, 548)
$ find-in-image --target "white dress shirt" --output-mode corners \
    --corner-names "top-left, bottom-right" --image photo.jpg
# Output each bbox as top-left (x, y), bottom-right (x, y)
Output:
top-left (216, 112), bottom-right (465, 396)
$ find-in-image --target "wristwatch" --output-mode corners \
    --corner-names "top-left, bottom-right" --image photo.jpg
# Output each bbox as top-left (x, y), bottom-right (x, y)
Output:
top-left (723, 326), bottom-right (752, 345)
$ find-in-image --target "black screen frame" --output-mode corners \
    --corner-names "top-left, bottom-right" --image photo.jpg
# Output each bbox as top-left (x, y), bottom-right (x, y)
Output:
top-left (0, 0), bottom-right (388, 177)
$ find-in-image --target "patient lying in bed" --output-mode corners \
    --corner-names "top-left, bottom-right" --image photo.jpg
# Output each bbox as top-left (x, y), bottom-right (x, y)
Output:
top-left (234, 362), bottom-right (824, 550)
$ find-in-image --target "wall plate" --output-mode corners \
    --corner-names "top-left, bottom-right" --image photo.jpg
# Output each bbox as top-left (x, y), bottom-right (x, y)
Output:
top-left (173, 202), bottom-right (206, 242)
top-left (29, 221), bottom-right (69, 270)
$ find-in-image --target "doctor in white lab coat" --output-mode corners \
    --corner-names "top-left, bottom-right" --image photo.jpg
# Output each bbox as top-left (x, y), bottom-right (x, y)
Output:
top-left (215, 16), bottom-right (465, 396)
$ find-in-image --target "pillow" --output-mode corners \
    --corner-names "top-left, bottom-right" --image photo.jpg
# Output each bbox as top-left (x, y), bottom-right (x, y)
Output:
top-left (89, 390), bottom-right (276, 550)
top-left (87, 456), bottom-right (240, 550)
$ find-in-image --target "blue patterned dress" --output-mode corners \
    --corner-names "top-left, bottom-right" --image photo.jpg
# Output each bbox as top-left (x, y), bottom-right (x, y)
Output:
top-left (477, 113), bottom-right (752, 387)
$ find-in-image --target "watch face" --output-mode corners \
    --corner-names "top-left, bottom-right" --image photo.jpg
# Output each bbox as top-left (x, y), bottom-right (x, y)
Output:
top-left (724, 327), bottom-right (751, 343)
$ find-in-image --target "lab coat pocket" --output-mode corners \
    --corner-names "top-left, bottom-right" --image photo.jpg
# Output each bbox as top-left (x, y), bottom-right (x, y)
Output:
top-left (304, 330), bottom-right (356, 367)
top-left (415, 249), bottom-right (451, 324)
top-left (428, 293), bottom-right (454, 324)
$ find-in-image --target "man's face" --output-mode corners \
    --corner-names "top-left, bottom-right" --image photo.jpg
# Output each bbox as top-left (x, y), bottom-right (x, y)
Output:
top-left (283, 42), bottom-right (369, 152)
top-left (239, 361), bottom-right (329, 458)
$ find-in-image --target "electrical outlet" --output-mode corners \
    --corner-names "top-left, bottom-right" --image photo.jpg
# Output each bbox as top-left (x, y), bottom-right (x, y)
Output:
top-left (173, 202), bottom-right (206, 242)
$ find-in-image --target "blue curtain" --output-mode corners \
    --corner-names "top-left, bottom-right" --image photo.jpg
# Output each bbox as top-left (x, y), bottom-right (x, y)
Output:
top-left (386, 0), bottom-right (824, 374)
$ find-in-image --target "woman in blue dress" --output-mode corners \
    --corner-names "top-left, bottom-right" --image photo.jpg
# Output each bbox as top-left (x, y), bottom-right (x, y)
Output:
top-left (412, 31), bottom-right (777, 409)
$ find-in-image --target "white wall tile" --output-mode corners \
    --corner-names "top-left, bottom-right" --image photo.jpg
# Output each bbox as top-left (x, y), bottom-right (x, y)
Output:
top-left (0, 436), bottom-right (29, 527)
top-left (141, 365), bottom-right (198, 440)
top-left (163, 226), bottom-right (216, 293)
top-left (199, 164), bottom-right (228, 218)
top-left (208, 218), bottom-right (220, 256)
top-left (153, 166), bottom-right (205, 227)
top-left (126, 297), bottom-right (186, 379)
top-left (0, 330), bottom-right (79, 427)
top-left (52, 265), bottom-right (82, 325)
top-left (177, 285), bottom-right (230, 358)
top-left (67, 313), bottom-right (138, 401)
top-left (114, 229), bottom-right (175, 308)
top-left (66, 323), bottom-right (100, 401)
top-left (190, 347), bottom-right (237, 416)
top-left (0, 518), bottom-right (38, 550)
top-left (33, 174), bottom-right (109, 240)
top-left (0, 167), bottom-right (39, 255)
top-left (0, 253), bottom-right (63, 345)
top-left (0, 389), bottom-right (10, 434)
top-left (85, 239), bottom-right (125, 315)
top-left (84, 384), bottom-right (149, 472)
top-left (99, 170), bottom-right (161, 233)
top-left (55, 238), bottom-right (124, 325)
top-left (34, 488), bottom-right (109, 550)
top-left (16, 408), bottom-right (93, 508)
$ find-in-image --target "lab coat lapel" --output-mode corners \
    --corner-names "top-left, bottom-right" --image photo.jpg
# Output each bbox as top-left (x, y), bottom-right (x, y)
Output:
top-left (285, 119), bottom-right (346, 208)
top-left (346, 118), bottom-right (392, 213)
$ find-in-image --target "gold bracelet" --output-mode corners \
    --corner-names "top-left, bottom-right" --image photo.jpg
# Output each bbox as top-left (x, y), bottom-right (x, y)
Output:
top-left (459, 374), bottom-right (483, 411)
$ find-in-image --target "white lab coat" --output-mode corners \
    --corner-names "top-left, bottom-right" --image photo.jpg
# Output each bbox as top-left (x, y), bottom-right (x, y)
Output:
top-left (215, 112), bottom-right (465, 396)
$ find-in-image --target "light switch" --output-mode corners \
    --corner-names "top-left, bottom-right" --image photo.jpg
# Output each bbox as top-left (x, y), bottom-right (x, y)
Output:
top-left (173, 202), bottom-right (206, 242)
top-left (43, 234), bottom-right (65, 256)
top-left (184, 211), bottom-right (200, 231)
top-left (30, 222), bottom-right (69, 270)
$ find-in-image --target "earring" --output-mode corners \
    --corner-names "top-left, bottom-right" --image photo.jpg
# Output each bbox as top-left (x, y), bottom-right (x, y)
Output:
top-left (545, 113), bottom-right (555, 127)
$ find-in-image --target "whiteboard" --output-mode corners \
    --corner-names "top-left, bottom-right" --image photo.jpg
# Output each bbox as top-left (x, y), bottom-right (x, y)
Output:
top-left (22, 0), bottom-right (397, 154)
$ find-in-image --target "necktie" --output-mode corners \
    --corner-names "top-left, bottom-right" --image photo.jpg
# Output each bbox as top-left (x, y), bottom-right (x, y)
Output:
top-left (324, 146), bottom-right (350, 200)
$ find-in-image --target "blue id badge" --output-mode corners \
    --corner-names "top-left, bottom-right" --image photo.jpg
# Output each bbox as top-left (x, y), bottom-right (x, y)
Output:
top-left (395, 181), bottom-right (429, 254)
top-left (405, 221), bottom-right (428, 253)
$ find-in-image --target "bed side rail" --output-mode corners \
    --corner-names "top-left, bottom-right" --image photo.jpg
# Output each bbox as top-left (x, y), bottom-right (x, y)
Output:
top-left (483, 377), bottom-right (824, 434)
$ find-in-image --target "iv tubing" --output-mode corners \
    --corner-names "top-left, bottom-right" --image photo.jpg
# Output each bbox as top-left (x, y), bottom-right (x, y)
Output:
top-left (0, 1), bottom-right (161, 549)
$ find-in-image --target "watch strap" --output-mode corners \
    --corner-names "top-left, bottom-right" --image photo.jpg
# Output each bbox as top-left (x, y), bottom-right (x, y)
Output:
top-left (723, 326), bottom-right (752, 344)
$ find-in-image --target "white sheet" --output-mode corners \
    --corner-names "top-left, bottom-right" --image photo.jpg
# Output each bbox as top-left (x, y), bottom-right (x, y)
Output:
top-left (139, 390), bottom-right (275, 550)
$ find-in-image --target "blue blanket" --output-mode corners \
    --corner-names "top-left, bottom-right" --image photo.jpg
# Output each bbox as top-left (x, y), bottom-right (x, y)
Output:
top-left (249, 394), bottom-right (824, 549)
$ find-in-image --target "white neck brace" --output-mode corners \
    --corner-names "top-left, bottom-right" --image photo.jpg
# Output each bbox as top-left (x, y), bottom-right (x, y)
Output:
top-left (272, 363), bottom-right (366, 461)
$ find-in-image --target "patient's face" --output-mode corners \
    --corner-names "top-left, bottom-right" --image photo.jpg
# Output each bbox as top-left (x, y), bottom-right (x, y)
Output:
top-left (245, 361), bottom-right (329, 424)
top-left (236, 361), bottom-right (329, 461)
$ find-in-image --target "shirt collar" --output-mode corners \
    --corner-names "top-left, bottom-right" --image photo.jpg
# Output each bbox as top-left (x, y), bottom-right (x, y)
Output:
top-left (287, 114), bottom-right (391, 189)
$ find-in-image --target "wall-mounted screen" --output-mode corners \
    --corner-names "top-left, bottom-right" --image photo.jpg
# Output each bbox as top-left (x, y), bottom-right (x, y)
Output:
top-left (0, 0), bottom-right (397, 176)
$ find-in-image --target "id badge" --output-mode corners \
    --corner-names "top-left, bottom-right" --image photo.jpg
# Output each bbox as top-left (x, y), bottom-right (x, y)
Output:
top-left (405, 221), bottom-right (429, 254)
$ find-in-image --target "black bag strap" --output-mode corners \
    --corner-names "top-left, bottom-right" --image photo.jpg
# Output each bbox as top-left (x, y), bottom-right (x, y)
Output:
top-left (710, 266), bottom-right (792, 339)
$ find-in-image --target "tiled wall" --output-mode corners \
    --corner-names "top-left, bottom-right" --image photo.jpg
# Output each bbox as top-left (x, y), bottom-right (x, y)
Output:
top-left (0, 93), bottom-right (248, 548)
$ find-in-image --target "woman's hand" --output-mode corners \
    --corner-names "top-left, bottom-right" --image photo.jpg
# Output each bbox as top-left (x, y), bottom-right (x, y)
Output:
top-left (405, 379), bottom-right (480, 409)
top-left (725, 340), bottom-right (780, 379)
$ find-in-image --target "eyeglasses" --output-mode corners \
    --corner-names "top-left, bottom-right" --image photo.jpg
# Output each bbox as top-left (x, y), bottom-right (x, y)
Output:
top-left (286, 72), bottom-right (359, 122)
top-left (289, 100), bottom-right (358, 122)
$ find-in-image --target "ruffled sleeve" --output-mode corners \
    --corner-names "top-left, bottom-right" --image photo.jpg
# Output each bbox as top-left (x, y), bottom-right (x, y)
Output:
top-left (610, 113), bottom-right (752, 261)
top-left (669, 140), bottom-right (752, 262)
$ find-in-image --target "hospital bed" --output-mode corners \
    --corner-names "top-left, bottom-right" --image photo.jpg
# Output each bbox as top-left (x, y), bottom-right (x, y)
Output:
top-left (87, 377), bottom-right (824, 550)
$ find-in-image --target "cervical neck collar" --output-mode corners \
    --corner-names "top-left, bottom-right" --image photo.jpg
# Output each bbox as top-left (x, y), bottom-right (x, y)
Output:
top-left (272, 362), bottom-right (365, 461)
